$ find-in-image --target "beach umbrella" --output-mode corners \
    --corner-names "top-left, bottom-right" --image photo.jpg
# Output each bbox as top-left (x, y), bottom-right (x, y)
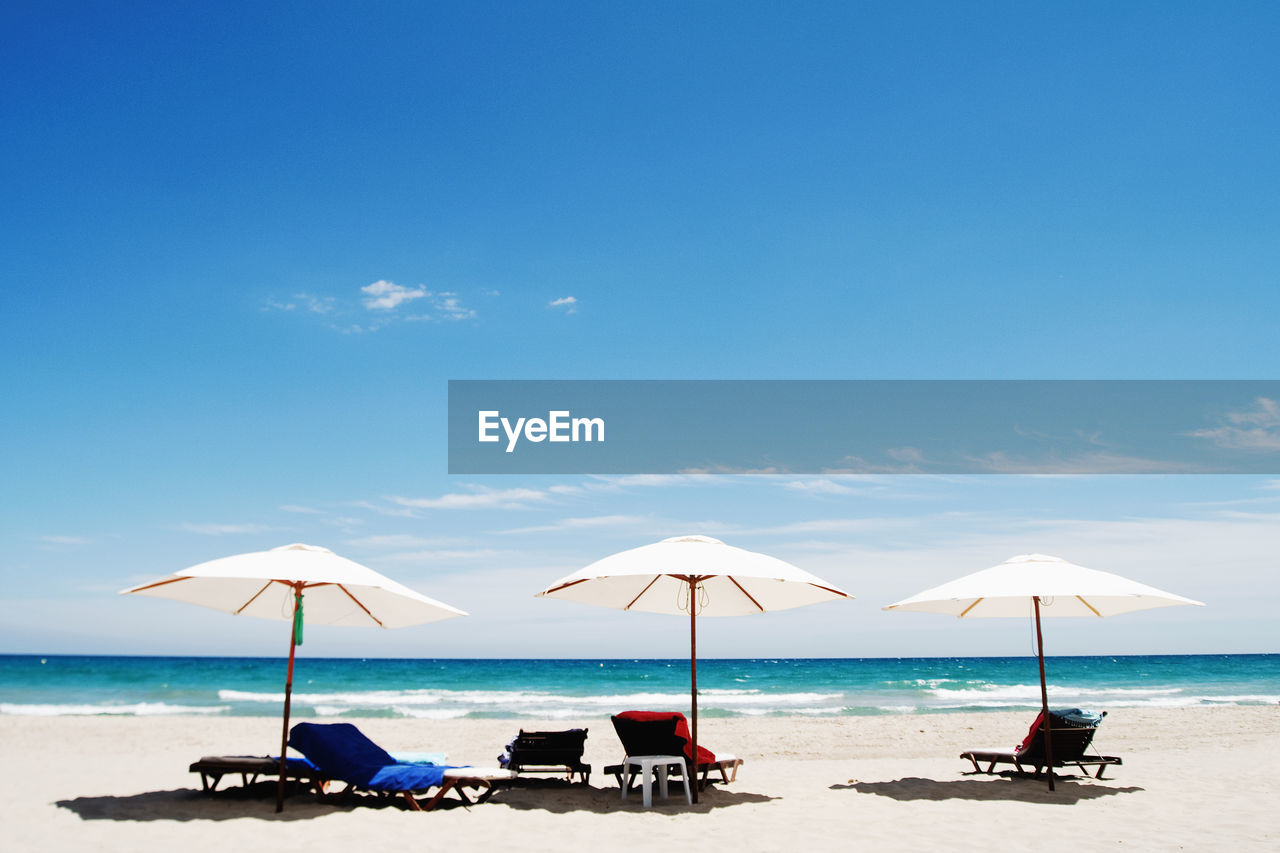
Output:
top-left (884, 553), bottom-right (1203, 789)
top-left (121, 543), bottom-right (467, 811)
top-left (536, 535), bottom-right (851, 802)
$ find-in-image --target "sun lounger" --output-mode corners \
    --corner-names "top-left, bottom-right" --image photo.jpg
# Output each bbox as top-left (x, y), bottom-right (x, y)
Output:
top-left (961, 709), bottom-right (1123, 779)
top-left (288, 722), bottom-right (514, 811)
top-left (604, 710), bottom-right (743, 792)
top-left (499, 728), bottom-right (591, 783)
top-left (189, 755), bottom-right (330, 793)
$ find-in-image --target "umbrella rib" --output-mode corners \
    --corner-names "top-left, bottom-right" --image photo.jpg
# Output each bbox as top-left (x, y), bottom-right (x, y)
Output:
top-left (624, 575), bottom-right (663, 611)
top-left (541, 578), bottom-right (591, 596)
top-left (232, 578), bottom-right (280, 612)
top-left (337, 584), bottom-right (384, 627)
top-left (727, 576), bottom-right (765, 613)
top-left (808, 582), bottom-right (849, 598)
top-left (1075, 595), bottom-right (1103, 617)
top-left (958, 598), bottom-right (983, 617)
top-left (234, 580), bottom-right (278, 615)
top-left (127, 575), bottom-right (191, 593)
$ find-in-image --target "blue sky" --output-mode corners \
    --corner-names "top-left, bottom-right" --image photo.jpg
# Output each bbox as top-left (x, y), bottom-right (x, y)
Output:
top-left (3, 2), bottom-right (1278, 658)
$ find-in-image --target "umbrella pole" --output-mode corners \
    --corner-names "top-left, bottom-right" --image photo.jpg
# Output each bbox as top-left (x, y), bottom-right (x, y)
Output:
top-left (1034, 596), bottom-right (1055, 792)
top-left (275, 588), bottom-right (301, 813)
top-left (688, 577), bottom-right (699, 805)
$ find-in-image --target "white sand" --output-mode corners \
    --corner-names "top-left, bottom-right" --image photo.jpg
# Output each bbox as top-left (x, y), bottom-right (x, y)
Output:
top-left (3, 707), bottom-right (1278, 852)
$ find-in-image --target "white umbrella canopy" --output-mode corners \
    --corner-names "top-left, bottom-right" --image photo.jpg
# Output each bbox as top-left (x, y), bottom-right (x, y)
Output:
top-left (121, 543), bottom-right (467, 811)
top-left (884, 553), bottom-right (1204, 619)
top-left (538, 535), bottom-right (851, 802)
top-left (884, 553), bottom-right (1203, 790)
top-left (539, 535), bottom-right (849, 616)
top-left (123, 543), bottom-right (468, 627)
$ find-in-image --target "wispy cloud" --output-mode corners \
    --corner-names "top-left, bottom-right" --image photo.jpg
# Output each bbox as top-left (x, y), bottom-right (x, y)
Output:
top-left (346, 534), bottom-right (461, 549)
top-left (37, 535), bottom-right (92, 546)
top-left (408, 292), bottom-right (476, 322)
top-left (298, 293), bottom-right (335, 314)
top-left (548, 296), bottom-right (578, 313)
top-left (747, 517), bottom-right (920, 536)
top-left (966, 450), bottom-right (1198, 474)
top-left (782, 478), bottom-right (864, 496)
top-left (499, 514), bottom-right (652, 535)
top-left (280, 504), bottom-right (323, 514)
top-left (377, 548), bottom-right (506, 563)
top-left (177, 522), bottom-right (273, 535)
top-left (585, 474), bottom-right (701, 490)
top-left (362, 280), bottom-right (427, 310)
top-left (265, 281), bottom-right (480, 332)
top-left (262, 293), bottom-right (335, 314)
top-left (388, 486), bottom-right (554, 511)
top-left (678, 464), bottom-right (784, 474)
top-left (1188, 398), bottom-right (1280, 451)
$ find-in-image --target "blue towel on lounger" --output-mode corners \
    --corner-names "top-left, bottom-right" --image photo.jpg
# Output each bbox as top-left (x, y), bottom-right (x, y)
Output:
top-left (288, 722), bottom-right (452, 792)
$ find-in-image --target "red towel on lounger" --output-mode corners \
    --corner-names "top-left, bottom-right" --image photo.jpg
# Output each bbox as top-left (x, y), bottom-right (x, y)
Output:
top-left (615, 710), bottom-right (716, 764)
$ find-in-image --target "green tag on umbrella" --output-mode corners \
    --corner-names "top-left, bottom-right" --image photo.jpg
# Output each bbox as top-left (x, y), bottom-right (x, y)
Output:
top-left (293, 592), bottom-right (304, 646)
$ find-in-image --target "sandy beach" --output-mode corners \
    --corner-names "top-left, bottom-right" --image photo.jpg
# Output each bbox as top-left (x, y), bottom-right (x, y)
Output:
top-left (3, 706), bottom-right (1276, 852)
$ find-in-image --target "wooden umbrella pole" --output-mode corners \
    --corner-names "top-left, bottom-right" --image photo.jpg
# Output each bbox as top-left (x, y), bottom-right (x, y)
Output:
top-left (275, 586), bottom-right (301, 813)
top-left (1034, 596), bottom-right (1055, 792)
top-left (689, 577), bottom-right (699, 805)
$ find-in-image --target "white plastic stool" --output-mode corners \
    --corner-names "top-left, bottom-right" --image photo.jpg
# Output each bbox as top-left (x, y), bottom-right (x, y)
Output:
top-left (620, 755), bottom-right (692, 808)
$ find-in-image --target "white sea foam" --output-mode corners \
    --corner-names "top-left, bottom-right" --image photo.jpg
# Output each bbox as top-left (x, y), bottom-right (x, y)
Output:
top-left (0, 702), bottom-right (229, 716)
top-left (217, 686), bottom-right (840, 712)
top-left (389, 706), bottom-right (472, 720)
top-left (928, 684), bottom-right (1185, 702)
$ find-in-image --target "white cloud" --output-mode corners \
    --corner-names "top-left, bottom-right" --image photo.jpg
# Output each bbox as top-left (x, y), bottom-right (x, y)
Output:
top-left (362, 280), bottom-right (428, 310)
top-left (37, 535), bottom-right (92, 546)
top-left (428, 292), bottom-right (476, 321)
top-left (782, 478), bottom-right (863, 496)
top-left (263, 292), bottom-right (334, 314)
top-left (346, 534), bottom-right (460, 549)
top-left (678, 465), bottom-right (784, 474)
top-left (967, 450), bottom-right (1199, 474)
top-left (549, 296), bottom-right (578, 313)
top-left (1188, 398), bottom-right (1280, 451)
top-left (177, 522), bottom-right (273, 535)
top-left (378, 548), bottom-right (506, 563)
top-left (267, 283), bottom-right (479, 330)
top-left (585, 474), bottom-right (700, 490)
top-left (388, 487), bottom-right (554, 511)
top-left (295, 293), bottom-right (335, 314)
top-left (499, 514), bottom-right (652, 535)
top-left (280, 504), bottom-right (322, 514)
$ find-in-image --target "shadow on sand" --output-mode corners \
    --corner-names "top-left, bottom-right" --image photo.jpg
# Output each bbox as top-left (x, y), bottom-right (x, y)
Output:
top-left (831, 773), bottom-right (1143, 804)
top-left (57, 779), bottom-right (776, 820)
top-left (475, 777), bottom-right (778, 814)
top-left (55, 781), bottom-right (477, 821)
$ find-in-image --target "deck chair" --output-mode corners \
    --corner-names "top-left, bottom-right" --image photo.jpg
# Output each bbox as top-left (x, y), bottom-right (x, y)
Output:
top-left (961, 709), bottom-right (1123, 779)
top-left (604, 710), bottom-right (743, 792)
top-left (288, 722), bottom-right (513, 811)
top-left (189, 755), bottom-right (329, 794)
top-left (499, 728), bottom-right (591, 783)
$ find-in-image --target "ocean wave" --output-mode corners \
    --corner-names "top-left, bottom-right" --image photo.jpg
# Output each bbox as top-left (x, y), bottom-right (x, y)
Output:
top-left (218, 687), bottom-right (840, 710)
top-left (927, 684), bottom-right (1185, 701)
top-left (0, 702), bottom-right (229, 717)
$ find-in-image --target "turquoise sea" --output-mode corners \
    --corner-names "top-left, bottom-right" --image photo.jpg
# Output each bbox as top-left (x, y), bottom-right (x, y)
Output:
top-left (1, 654), bottom-right (1276, 719)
